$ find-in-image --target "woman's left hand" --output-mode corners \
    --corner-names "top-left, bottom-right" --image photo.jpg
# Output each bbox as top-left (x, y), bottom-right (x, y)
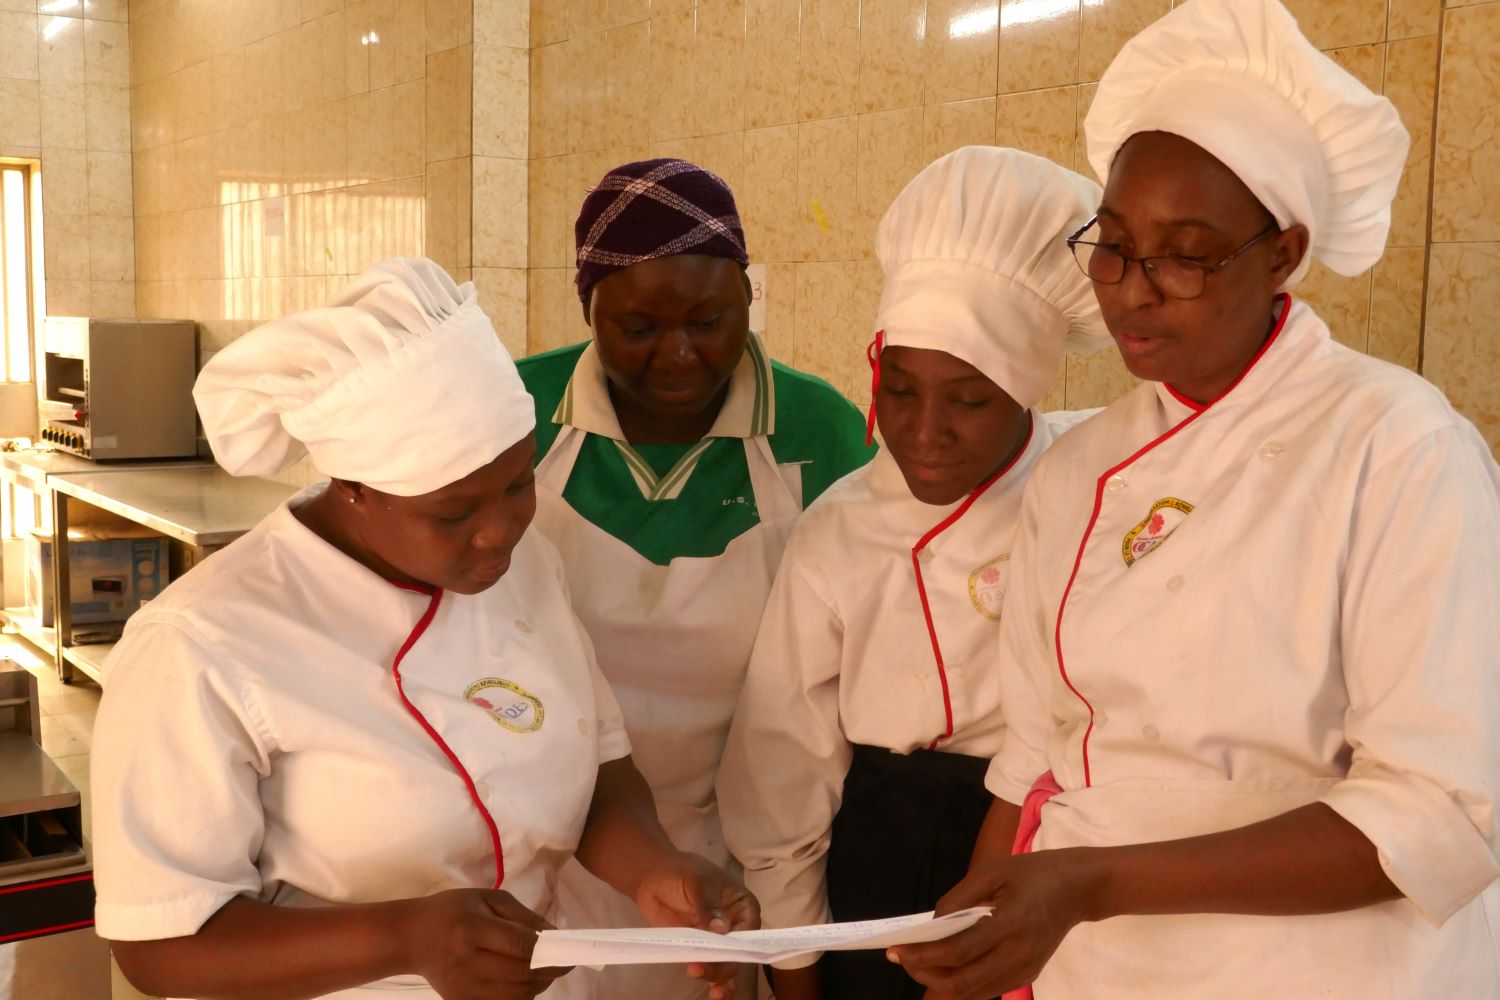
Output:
top-left (634, 851), bottom-right (761, 1000)
top-left (888, 849), bottom-right (1098, 1000)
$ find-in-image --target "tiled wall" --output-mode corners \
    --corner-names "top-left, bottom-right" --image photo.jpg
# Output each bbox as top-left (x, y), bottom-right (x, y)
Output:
top-left (0, 0), bottom-right (133, 320)
top-left (526, 0), bottom-right (1500, 457)
top-left (128, 0), bottom-right (529, 361)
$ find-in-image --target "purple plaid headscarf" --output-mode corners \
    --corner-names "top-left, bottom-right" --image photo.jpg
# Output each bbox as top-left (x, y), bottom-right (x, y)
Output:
top-left (574, 158), bottom-right (750, 304)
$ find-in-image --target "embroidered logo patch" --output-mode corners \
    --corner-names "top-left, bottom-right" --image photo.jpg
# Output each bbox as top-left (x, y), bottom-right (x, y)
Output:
top-left (1122, 498), bottom-right (1195, 566)
top-left (464, 678), bottom-right (545, 734)
top-left (967, 554), bottom-right (1011, 621)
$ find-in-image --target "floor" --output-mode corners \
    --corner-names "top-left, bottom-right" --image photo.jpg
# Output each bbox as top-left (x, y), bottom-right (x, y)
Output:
top-left (1, 635), bottom-right (112, 1000)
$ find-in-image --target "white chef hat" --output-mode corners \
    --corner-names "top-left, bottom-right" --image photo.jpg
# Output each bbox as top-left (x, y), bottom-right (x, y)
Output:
top-left (1085, 0), bottom-right (1410, 289)
top-left (874, 146), bottom-right (1110, 411)
top-left (194, 257), bottom-right (535, 497)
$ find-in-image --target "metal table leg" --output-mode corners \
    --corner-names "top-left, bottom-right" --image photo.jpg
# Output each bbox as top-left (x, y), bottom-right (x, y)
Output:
top-left (51, 488), bottom-right (71, 684)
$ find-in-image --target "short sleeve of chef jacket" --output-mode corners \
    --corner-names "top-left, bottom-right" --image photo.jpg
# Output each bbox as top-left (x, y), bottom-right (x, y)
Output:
top-left (91, 619), bottom-right (272, 940)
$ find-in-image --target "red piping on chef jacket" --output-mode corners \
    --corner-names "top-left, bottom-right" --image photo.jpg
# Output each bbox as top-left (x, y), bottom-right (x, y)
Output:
top-left (864, 330), bottom-right (885, 446)
top-left (1056, 295), bottom-right (1292, 787)
top-left (913, 417), bottom-right (1036, 749)
top-left (389, 583), bottom-right (507, 890)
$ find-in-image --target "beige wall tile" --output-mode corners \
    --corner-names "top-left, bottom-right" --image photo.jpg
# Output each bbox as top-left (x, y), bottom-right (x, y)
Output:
top-left (530, 42), bottom-right (567, 159)
top-left (1325, 43), bottom-right (1385, 94)
top-left (82, 18), bottom-right (128, 88)
top-left (796, 115), bottom-right (858, 261)
top-left (427, 0), bottom-right (473, 52)
top-left (528, 266), bottom-right (588, 355)
top-left (995, 84), bottom-right (1077, 168)
top-left (425, 155), bottom-right (472, 274)
top-left (426, 44), bottom-right (473, 161)
top-left (858, 0), bottom-right (926, 114)
top-left (1367, 246), bottom-right (1425, 370)
top-left (694, 0), bottom-right (746, 136)
top-left (793, 260), bottom-right (873, 401)
top-left (1038, 368), bottom-right (1066, 413)
top-left (315, 11), bottom-right (350, 105)
top-left (1064, 347), bottom-right (1135, 409)
top-left (284, 20), bottom-right (325, 114)
top-left (745, 0), bottom-right (800, 128)
top-left (1072, 80), bottom-right (1097, 176)
top-left (997, 0), bottom-right (1079, 94)
top-left (925, 0), bottom-right (999, 104)
top-left (1281, 0), bottom-right (1387, 49)
top-left (1389, 0), bottom-right (1441, 39)
top-left (800, 0), bottom-right (860, 121)
top-left (1383, 35), bottom-right (1438, 248)
top-left (604, 21), bottom-right (652, 148)
top-left (349, 174), bottom-right (426, 264)
top-left (344, 0), bottom-right (372, 95)
top-left (566, 29), bottom-right (608, 154)
top-left (688, 129), bottom-right (746, 193)
top-left (89, 215), bottom-right (133, 281)
top-left (40, 81), bottom-right (85, 148)
top-left (923, 95), bottom-right (996, 162)
top-left (302, 0), bottom-right (343, 23)
top-left (84, 0), bottom-right (129, 21)
top-left (1078, 0), bottom-right (1167, 83)
top-left (39, 15), bottom-right (85, 85)
top-left (854, 106), bottom-right (926, 259)
top-left (530, 0), bottom-right (567, 47)
top-left (88, 280), bottom-right (132, 316)
top-left (40, 148), bottom-right (88, 216)
top-left (758, 260), bottom-right (796, 360)
top-left (43, 213), bottom-right (90, 281)
top-left (45, 279), bottom-right (89, 316)
top-left (212, 49), bottom-right (248, 131)
top-left (473, 155), bottom-right (528, 268)
top-left (0, 11), bottom-right (39, 80)
top-left (84, 83), bottom-right (128, 151)
top-left (367, 0), bottom-right (426, 91)
top-left (1297, 261), bottom-right (1373, 351)
top-left (475, 43), bottom-right (529, 158)
top-left (1432, 3), bottom-right (1500, 243)
top-left (1425, 242), bottom-right (1500, 455)
top-left (477, 0), bottom-right (529, 47)
top-left (649, 8), bottom-right (695, 141)
top-left (529, 154), bottom-right (571, 268)
top-left (473, 266), bottom-right (528, 357)
top-left (0, 79), bottom-right (41, 148)
top-left (86, 149), bottom-right (131, 217)
top-left (741, 124), bottom-right (799, 261)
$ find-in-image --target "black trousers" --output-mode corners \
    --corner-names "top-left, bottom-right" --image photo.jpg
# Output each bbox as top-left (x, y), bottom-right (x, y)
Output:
top-left (817, 743), bottom-right (992, 1000)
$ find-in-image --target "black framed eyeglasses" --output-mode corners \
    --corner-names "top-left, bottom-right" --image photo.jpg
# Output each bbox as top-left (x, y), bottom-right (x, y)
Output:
top-left (1066, 216), bottom-right (1280, 301)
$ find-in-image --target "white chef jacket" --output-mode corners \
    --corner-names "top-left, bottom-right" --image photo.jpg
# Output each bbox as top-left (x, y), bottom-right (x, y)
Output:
top-left (91, 486), bottom-right (630, 999)
top-left (988, 297), bottom-right (1500, 998)
top-left (718, 413), bottom-right (1068, 947)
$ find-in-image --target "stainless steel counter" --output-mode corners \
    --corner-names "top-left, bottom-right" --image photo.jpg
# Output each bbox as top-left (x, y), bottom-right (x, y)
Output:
top-left (48, 466), bottom-right (298, 549)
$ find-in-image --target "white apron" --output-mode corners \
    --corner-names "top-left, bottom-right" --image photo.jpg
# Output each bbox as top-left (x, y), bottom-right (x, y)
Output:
top-left (536, 425), bottom-right (801, 1000)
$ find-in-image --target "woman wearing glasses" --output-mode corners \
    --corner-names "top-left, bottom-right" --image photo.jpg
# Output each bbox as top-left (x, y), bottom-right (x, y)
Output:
top-left (885, 1), bottom-right (1500, 999)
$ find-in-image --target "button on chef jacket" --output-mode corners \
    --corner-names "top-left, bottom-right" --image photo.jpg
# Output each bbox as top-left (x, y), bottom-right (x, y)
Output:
top-left (718, 411), bottom-right (1072, 946)
top-left (91, 486), bottom-right (631, 1000)
top-left (987, 297), bottom-right (1500, 999)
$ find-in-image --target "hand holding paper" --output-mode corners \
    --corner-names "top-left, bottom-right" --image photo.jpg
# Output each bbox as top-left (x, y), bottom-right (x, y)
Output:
top-left (530, 907), bottom-right (994, 970)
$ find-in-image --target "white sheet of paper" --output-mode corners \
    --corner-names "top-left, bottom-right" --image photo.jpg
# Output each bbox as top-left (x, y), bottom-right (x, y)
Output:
top-left (530, 906), bottom-right (993, 969)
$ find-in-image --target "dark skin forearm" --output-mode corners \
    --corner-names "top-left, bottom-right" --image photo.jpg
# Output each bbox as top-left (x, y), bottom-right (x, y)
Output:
top-left (111, 896), bottom-right (410, 1000)
top-left (573, 756), bottom-right (682, 898)
top-left (966, 797), bottom-right (1022, 872)
top-left (893, 803), bottom-right (1400, 1000)
top-left (1080, 802), bottom-right (1398, 920)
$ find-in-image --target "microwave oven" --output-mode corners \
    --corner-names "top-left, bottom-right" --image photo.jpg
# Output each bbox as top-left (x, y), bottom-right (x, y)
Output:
top-left (38, 317), bottom-right (198, 461)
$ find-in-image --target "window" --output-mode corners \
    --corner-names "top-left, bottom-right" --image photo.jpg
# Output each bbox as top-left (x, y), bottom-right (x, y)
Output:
top-left (0, 162), bottom-right (38, 540)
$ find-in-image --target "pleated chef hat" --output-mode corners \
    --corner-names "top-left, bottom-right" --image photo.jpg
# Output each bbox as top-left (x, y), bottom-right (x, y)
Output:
top-left (1085, 0), bottom-right (1409, 290)
top-left (194, 257), bottom-right (535, 497)
top-left (875, 146), bottom-right (1110, 411)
